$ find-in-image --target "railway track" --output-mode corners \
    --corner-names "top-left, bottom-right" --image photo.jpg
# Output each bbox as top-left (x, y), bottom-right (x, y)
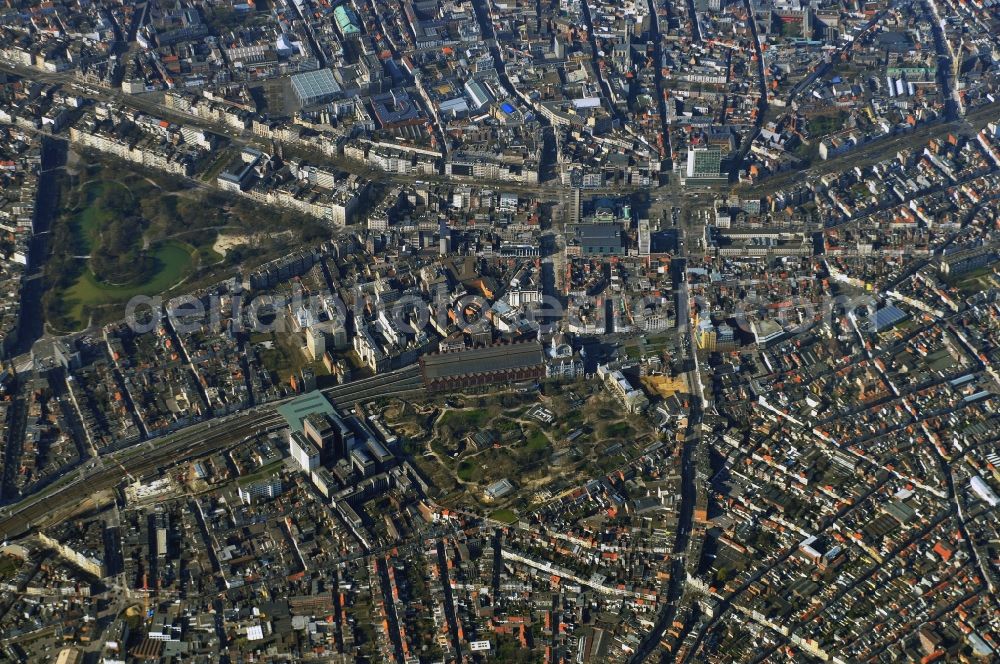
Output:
top-left (324, 365), bottom-right (425, 407)
top-left (0, 412), bottom-right (279, 540)
top-left (0, 366), bottom-right (427, 541)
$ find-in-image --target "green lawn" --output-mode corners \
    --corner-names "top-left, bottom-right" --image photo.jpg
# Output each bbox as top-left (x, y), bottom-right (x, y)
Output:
top-left (0, 555), bottom-right (20, 578)
top-left (67, 180), bottom-right (136, 255)
top-left (622, 343), bottom-right (642, 360)
top-left (51, 177), bottom-right (205, 329)
top-left (526, 430), bottom-right (550, 452)
top-left (490, 509), bottom-right (518, 524)
top-left (255, 329), bottom-right (329, 384)
top-left (197, 243), bottom-right (224, 265)
top-left (237, 459), bottom-right (284, 485)
top-left (809, 111), bottom-right (849, 137)
top-left (950, 265), bottom-right (999, 295)
top-left (457, 460), bottom-right (482, 483)
top-left (200, 148), bottom-right (236, 182)
top-left (60, 241), bottom-right (195, 327)
top-left (604, 421), bottom-right (633, 439)
top-left (78, 183), bottom-right (122, 248)
top-left (439, 408), bottom-right (490, 433)
top-left (643, 334), bottom-right (671, 353)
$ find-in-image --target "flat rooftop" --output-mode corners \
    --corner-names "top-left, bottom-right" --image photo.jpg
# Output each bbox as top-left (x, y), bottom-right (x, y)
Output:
top-left (276, 391), bottom-right (336, 433)
top-left (421, 341), bottom-right (544, 380)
